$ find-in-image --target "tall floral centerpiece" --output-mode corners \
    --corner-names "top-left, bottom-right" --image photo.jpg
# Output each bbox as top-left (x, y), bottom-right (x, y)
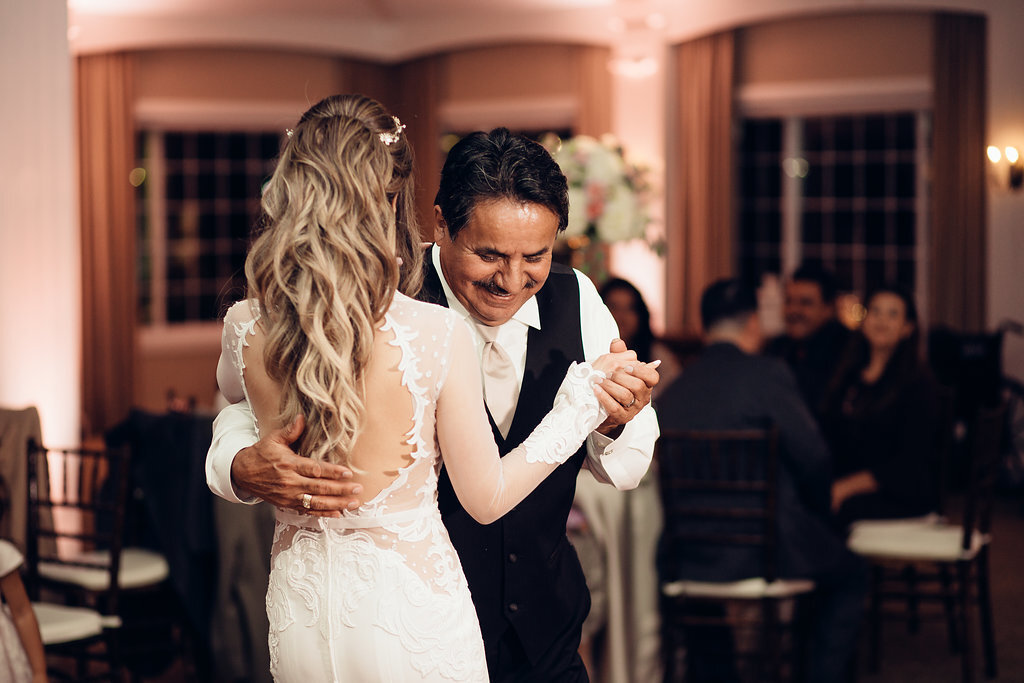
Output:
top-left (543, 133), bottom-right (652, 283)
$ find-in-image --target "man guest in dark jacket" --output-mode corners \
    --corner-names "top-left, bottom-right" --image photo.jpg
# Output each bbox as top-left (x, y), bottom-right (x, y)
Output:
top-left (764, 264), bottom-right (852, 413)
top-left (657, 278), bottom-right (864, 683)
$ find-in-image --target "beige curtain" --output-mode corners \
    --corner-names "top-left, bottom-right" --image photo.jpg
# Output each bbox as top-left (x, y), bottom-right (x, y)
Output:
top-left (931, 13), bottom-right (987, 332)
top-left (77, 53), bottom-right (136, 436)
top-left (395, 56), bottom-right (444, 241)
top-left (666, 31), bottom-right (736, 335)
top-left (574, 45), bottom-right (613, 137)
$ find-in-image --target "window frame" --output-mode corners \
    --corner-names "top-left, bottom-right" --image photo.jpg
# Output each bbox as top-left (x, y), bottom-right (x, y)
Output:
top-left (735, 77), bottom-right (932, 328)
top-left (134, 99), bottom-right (306, 353)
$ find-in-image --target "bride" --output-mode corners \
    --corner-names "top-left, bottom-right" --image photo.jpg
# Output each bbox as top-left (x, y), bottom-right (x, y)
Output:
top-left (216, 94), bottom-right (636, 682)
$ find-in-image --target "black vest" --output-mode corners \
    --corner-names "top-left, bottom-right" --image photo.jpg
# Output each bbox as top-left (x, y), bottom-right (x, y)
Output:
top-left (420, 259), bottom-right (590, 663)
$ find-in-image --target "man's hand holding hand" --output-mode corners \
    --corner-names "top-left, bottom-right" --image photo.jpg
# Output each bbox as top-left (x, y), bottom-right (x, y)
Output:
top-left (230, 415), bottom-right (363, 517)
top-left (595, 338), bottom-right (660, 437)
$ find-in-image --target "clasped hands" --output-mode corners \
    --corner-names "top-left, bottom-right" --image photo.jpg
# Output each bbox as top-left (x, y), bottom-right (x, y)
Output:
top-left (229, 338), bottom-right (659, 516)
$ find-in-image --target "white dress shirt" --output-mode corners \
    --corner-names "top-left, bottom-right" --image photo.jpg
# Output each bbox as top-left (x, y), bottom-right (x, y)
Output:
top-left (205, 245), bottom-right (659, 503)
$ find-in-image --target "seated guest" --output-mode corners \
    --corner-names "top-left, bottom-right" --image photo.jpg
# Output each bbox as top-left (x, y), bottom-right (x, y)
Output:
top-left (819, 284), bottom-right (941, 526)
top-left (600, 277), bottom-right (681, 397)
top-left (764, 264), bottom-right (851, 413)
top-left (657, 278), bottom-right (864, 683)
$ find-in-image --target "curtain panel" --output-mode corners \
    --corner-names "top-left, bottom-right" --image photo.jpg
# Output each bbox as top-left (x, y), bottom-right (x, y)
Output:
top-left (77, 52), bottom-right (136, 436)
top-left (931, 13), bottom-right (987, 332)
top-left (666, 31), bottom-right (736, 335)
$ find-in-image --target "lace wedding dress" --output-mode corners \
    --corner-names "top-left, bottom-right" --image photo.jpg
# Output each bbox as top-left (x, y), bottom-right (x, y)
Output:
top-left (219, 292), bottom-right (608, 682)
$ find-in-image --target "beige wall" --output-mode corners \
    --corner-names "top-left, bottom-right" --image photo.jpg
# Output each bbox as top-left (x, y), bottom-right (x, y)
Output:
top-left (135, 48), bottom-right (346, 102)
top-left (136, 344), bottom-right (222, 414)
top-left (737, 12), bottom-right (931, 84)
top-left (442, 44), bottom-right (578, 102)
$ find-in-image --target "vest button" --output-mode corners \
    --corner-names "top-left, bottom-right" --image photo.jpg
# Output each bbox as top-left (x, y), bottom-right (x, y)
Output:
top-left (508, 553), bottom-right (517, 563)
top-left (508, 603), bottom-right (519, 612)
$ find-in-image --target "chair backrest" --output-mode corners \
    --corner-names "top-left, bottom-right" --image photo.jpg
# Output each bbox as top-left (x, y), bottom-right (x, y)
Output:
top-left (961, 402), bottom-right (1006, 548)
top-left (657, 428), bottom-right (780, 582)
top-left (25, 440), bottom-right (131, 612)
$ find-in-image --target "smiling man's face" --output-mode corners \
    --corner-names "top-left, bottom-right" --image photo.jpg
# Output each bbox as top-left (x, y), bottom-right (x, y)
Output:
top-left (434, 198), bottom-right (559, 326)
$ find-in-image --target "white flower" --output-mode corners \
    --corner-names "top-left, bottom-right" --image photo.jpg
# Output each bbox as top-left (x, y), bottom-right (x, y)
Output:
top-left (584, 145), bottom-right (624, 186)
top-left (596, 187), bottom-right (641, 242)
top-left (564, 186), bottom-right (589, 238)
top-left (545, 134), bottom-right (650, 244)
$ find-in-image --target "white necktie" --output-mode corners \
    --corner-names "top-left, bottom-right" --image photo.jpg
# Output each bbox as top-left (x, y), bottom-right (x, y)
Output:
top-left (476, 322), bottom-right (517, 437)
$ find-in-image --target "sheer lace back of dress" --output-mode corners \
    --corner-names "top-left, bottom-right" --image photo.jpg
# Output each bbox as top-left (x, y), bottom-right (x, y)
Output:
top-left (224, 294), bottom-right (466, 592)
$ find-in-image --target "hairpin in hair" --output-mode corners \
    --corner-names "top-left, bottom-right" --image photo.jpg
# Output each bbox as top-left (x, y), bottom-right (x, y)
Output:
top-left (378, 116), bottom-right (407, 146)
top-left (285, 128), bottom-right (294, 138)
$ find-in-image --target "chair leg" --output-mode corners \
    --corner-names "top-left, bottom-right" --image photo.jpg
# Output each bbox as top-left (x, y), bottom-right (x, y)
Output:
top-left (762, 597), bottom-right (782, 681)
top-left (940, 563), bottom-right (961, 652)
top-left (905, 565), bottom-right (920, 634)
top-left (956, 560), bottom-right (974, 683)
top-left (661, 595), bottom-right (683, 683)
top-left (868, 565), bottom-right (883, 673)
top-left (976, 550), bottom-right (997, 679)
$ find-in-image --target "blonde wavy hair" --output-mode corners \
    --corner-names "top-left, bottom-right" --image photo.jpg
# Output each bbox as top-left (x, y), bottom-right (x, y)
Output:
top-left (245, 94), bottom-right (423, 465)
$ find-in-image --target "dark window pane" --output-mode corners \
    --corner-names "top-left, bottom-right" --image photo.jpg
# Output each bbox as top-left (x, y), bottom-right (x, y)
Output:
top-left (230, 172), bottom-right (248, 198)
top-left (835, 163), bottom-right (854, 197)
top-left (895, 115), bottom-right (916, 150)
top-left (262, 134), bottom-right (282, 159)
top-left (804, 119), bottom-right (824, 152)
top-left (896, 210), bottom-right (915, 246)
top-left (196, 133), bottom-right (217, 160)
top-left (897, 163), bottom-right (916, 198)
top-left (897, 259), bottom-right (916, 290)
top-left (865, 162), bottom-right (886, 197)
top-left (864, 115), bottom-right (887, 151)
top-left (865, 212), bottom-right (887, 246)
top-left (834, 117), bottom-right (854, 150)
top-left (198, 171), bottom-right (217, 200)
top-left (835, 211), bottom-right (854, 244)
top-left (166, 174), bottom-right (183, 200)
top-left (165, 133), bottom-right (184, 159)
top-left (804, 162), bottom-right (822, 197)
top-left (865, 258), bottom-right (887, 289)
top-left (803, 211), bottom-right (823, 244)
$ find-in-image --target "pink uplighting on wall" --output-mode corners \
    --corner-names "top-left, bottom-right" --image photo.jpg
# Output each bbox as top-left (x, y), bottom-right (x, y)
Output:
top-left (0, 1), bottom-right (81, 446)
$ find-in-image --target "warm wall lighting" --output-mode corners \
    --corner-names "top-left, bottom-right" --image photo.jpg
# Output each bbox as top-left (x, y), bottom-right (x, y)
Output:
top-left (987, 145), bottom-right (1023, 191)
top-left (608, 55), bottom-right (659, 79)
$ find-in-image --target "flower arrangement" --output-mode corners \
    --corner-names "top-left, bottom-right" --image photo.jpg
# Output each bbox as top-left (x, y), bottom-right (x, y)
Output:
top-left (543, 133), bottom-right (652, 244)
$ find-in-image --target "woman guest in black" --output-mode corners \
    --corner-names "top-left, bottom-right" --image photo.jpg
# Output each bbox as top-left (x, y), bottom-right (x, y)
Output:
top-left (820, 285), bottom-right (941, 527)
top-left (600, 278), bottom-right (681, 397)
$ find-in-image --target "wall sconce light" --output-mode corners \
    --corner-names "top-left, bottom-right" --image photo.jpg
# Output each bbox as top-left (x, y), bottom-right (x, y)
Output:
top-left (987, 145), bottom-right (1023, 191)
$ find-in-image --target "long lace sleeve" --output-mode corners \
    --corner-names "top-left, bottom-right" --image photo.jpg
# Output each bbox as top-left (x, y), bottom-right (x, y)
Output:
top-left (216, 300), bottom-right (261, 403)
top-left (435, 319), bottom-right (607, 524)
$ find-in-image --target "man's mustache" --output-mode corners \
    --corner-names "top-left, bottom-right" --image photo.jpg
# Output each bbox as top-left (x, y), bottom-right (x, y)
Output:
top-left (473, 278), bottom-right (537, 296)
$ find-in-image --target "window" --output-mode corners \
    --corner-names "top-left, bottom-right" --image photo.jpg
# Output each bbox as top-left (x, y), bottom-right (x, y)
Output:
top-left (739, 111), bottom-right (929, 311)
top-left (136, 129), bottom-right (283, 325)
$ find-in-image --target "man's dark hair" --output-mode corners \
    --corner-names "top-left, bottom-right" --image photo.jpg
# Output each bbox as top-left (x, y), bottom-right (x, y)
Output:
top-left (790, 263), bottom-right (839, 304)
top-left (700, 278), bottom-right (758, 331)
top-left (434, 128), bottom-right (569, 240)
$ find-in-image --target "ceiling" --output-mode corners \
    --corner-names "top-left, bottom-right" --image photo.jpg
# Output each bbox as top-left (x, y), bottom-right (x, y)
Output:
top-left (65, 0), bottom-right (989, 60)
top-left (67, 0), bottom-right (635, 59)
